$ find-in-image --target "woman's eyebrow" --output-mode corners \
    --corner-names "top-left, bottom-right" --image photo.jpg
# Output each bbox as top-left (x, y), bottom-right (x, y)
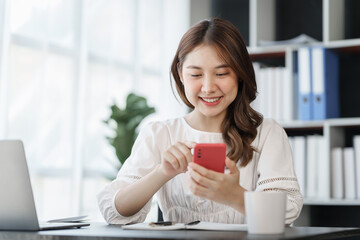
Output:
top-left (186, 65), bottom-right (202, 69)
top-left (215, 64), bottom-right (229, 69)
top-left (186, 64), bottom-right (229, 69)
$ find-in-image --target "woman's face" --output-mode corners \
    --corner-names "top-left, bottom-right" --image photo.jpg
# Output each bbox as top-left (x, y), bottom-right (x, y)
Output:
top-left (179, 44), bottom-right (238, 121)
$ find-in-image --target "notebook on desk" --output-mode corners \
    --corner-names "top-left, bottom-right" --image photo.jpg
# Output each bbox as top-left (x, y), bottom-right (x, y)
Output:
top-left (0, 140), bottom-right (90, 231)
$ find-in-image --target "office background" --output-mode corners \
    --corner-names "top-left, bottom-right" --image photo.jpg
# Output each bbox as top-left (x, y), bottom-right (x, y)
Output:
top-left (1, 0), bottom-right (360, 226)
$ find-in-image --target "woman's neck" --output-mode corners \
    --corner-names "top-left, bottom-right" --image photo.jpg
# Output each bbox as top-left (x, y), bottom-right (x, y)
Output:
top-left (185, 111), bottom-right (225, 133)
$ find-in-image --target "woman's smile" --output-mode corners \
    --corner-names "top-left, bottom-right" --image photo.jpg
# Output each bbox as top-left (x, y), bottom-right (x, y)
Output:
top-left (200, 96), bottom-right (223, 106)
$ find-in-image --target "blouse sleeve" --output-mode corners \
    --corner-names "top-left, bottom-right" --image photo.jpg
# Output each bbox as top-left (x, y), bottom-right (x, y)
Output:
top-left (97, 121), bottom-right (169, 224)
top-left (255, 120), bottom-right (303, 225)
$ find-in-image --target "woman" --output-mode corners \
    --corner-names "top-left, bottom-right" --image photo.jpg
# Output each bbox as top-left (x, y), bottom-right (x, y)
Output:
top-left (97, 18), bottom-right (303, 225)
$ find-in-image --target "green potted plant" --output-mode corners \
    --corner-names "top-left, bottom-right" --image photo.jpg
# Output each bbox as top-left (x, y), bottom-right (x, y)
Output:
top-left (104, 93), bottom-right (155, 178)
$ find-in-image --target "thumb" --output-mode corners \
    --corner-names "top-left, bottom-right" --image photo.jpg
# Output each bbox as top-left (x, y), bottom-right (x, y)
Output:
top-left (225, 157), bottom-right (238, 174)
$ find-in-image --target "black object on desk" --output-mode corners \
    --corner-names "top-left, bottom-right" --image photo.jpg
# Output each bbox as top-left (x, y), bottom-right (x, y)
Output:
top-left (148, 220), bottom-right (200, 227)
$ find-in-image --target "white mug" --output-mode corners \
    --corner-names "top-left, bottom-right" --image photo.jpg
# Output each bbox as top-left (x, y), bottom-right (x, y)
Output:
top-left (245, 191), bottom-right (287, 234)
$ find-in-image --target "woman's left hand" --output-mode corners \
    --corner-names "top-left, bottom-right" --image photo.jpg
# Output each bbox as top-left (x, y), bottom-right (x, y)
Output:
top-left (188, 157), bottom-right (245, 214)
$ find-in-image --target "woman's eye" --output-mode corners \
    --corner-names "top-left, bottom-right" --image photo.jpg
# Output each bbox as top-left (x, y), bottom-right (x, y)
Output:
top-left (216, 72), bottom-right (229, 76)
top-left (191, 74), bottom-right (202, 77)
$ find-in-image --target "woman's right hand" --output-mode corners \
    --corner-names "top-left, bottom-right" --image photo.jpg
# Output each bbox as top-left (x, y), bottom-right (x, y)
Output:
top-left (159, 141), bottom-right (196, 179)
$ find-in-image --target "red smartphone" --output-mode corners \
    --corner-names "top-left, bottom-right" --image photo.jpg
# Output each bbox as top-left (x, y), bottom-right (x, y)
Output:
top-left (193, 143), bottom-right (226, 173)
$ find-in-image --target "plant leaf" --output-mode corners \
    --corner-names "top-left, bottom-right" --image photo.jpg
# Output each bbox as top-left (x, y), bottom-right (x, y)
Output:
top-left (103, 92), bottom-right (156, 179)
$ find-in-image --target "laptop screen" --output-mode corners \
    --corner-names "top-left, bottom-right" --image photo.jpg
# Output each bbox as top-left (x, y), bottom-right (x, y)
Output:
top-left (0, 140), bottom-right (41, 230)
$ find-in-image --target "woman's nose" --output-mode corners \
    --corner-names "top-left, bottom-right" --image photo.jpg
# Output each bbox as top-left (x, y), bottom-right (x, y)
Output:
top-left (201, 76), bottom-right (216, 93)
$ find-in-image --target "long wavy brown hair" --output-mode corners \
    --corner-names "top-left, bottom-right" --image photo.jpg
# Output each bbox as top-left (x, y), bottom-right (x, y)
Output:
top-left (170, 18), bottom-right (263, 167)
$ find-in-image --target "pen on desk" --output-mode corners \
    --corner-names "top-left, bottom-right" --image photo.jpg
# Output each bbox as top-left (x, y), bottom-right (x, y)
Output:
top-left (149, 221), bottom-right (174, 226)
top-left (149, 220), bottom-right (200, 227)
top-left (186, 220), bottom-right (200, 225)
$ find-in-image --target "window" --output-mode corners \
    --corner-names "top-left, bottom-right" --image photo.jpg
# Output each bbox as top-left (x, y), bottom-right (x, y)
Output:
top-left (0, 0), bottom-right (189, 221)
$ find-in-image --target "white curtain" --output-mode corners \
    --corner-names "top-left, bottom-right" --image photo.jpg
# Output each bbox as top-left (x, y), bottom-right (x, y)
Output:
top-left (0, 0), bottom-right (189, 221)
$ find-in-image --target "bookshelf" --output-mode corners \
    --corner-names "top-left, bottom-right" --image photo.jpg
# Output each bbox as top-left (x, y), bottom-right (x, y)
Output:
top-left (192, 0), bottom-right (360, 227)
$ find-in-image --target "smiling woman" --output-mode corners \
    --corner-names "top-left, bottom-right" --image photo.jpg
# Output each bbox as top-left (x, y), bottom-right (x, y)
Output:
top-left (98, 17), bottom-right (303, 225)
top-left (171, 19), bottom-right (261, 167)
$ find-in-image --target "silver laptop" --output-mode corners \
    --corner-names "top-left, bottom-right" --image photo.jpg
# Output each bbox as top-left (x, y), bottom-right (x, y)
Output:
top-left (0, 140), bottom-right (90, 231)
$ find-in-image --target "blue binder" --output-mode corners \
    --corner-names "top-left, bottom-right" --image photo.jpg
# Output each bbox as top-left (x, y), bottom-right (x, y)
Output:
top-left (297, 47), bottom-right (313, 120)
top-left (311, 47), bottom-right (339, 120)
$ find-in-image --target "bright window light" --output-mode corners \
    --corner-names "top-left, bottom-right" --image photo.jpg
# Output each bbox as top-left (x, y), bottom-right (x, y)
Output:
top-left (0, 0), bottom-right (189, 222)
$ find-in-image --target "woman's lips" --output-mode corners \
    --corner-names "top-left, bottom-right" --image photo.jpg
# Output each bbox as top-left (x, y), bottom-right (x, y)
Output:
top-left (200, 97), bottom-right (222, 106)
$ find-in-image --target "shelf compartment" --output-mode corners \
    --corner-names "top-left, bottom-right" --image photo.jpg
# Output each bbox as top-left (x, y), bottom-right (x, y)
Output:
top-left (325, 0), bottom-right (360, 42)
top-left (210, 0), bottom-right (250, 45)
top-left (275, 0), bottom-right (323, 42)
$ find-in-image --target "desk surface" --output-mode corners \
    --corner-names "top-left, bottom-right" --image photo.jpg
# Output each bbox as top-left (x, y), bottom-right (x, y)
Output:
top-left (1, 223), bottom-right (360, 240)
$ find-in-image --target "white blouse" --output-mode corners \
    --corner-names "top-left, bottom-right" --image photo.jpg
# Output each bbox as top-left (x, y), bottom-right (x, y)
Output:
top-left (97, 118), bottom-right (303, 225)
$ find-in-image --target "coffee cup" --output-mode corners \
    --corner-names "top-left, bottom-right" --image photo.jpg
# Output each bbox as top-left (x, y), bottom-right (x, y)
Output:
top-left (244, 191), bottom-right (287, 234)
